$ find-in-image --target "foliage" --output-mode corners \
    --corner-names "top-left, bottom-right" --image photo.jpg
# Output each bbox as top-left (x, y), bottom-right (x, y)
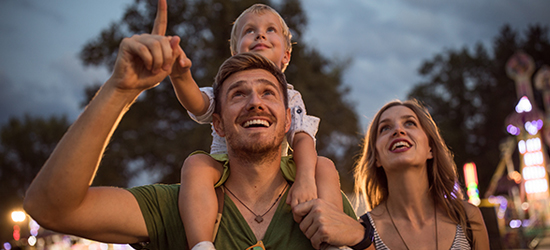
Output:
top-left (79, 0), bottom-right (360, 189)
top-left (408, 24), bottom-right (550, 195)
top-left (0, 115), bottom-right (69, 243)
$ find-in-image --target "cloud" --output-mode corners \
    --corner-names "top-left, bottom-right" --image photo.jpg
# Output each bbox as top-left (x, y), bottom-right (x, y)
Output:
top-left (0, 53), bottom-right (109, 125)
top-left (300, 0), bottom-right (550, 129)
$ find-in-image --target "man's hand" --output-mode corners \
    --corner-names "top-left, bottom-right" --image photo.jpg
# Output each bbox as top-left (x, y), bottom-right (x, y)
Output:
top-left (286, 175), bottom-right (318, 209)
top-left (108, 0), bottom-right (185, 93)
top-left (293, 199), bottom-right (365, 249)
top-left (151, 0), bottom-right (192, 80)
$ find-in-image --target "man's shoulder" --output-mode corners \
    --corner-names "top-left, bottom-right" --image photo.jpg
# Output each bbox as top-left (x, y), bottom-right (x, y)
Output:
top-left (127, 184), bottom-right (180, 202)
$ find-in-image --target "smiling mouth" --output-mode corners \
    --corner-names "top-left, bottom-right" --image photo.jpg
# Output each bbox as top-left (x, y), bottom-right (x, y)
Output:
top-left (243, 119), bottom-right (270, 128)
top-left (252, 44), bottom-right (269, 50)
top-left (391, 141), bottom-right (411, 151)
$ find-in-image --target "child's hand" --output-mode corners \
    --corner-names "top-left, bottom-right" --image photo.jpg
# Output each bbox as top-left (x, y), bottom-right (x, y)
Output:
top-left (149, 0), bottom-right (192, 79)
top-left (170, 46), bottom-right (192, 79)
top-left (286, 177), bottom-right (318, 209)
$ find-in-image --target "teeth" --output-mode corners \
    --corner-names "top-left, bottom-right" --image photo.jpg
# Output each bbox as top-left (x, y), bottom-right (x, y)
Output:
top-left (243, 119), bottom-right (269, 128)
top-left (391, 141), bottom-right (410, 151)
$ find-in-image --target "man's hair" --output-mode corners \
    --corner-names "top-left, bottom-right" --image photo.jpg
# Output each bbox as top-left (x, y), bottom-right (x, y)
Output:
top-left (213, 52), bottom-right (289, 114)
top-left (230, 4), bottom-right (293, 69)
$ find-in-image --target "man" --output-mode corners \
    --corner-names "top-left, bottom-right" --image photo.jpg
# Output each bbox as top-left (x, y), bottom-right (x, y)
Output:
top-left (24, 1), bottom-right (356, 249)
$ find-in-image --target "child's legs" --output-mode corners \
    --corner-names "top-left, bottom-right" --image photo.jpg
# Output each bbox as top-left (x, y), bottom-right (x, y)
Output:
top-left (315, 156), bottom-right (343, 211)
top-left (179, 153), bottom-right (223, 248)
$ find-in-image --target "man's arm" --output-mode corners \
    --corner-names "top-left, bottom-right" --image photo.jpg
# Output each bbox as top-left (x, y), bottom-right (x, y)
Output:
top-left (23, 0), bottom-right (179, 243)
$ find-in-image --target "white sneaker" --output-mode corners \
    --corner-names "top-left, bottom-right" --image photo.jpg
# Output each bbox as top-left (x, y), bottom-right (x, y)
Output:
top-left (191, 241), bottom-right (216, 250)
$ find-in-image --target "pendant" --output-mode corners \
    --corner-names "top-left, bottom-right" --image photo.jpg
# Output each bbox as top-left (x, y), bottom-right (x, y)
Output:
top-left (255, 216), bottom-right (264, 223)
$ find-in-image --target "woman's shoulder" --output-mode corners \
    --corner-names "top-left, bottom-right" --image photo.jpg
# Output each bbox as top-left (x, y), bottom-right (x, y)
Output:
top-left (461, 200), bottom-right (483, 221)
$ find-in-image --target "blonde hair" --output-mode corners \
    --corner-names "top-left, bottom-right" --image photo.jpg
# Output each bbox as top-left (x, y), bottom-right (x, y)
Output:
top-left (230, 4), bottom-right (293, 71)
top-left (354, 99), bottom-right (469, 234)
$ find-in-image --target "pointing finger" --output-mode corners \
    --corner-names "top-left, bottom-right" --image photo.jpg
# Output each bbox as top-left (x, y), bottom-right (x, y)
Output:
top-left (152, 0), bottom-right (168, 35)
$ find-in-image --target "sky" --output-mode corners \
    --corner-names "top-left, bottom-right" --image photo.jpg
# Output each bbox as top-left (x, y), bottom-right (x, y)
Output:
top-left (1, 0), bottom-right (549, 133)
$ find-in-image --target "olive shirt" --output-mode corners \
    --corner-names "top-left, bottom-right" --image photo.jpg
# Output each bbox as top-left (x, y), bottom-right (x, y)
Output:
top-left (128, 155), bottom-right (357, 249)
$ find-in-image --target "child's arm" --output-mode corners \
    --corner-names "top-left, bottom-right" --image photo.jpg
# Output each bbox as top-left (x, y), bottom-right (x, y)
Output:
top-left (285, 88), bottom-right (342, 210)
top-left (169, 52), bottom-right (210, 117)
top-left (179, 153), bottom-right (223, 249)
top-left (287, 133), bottom-right (344, 211)
top-left (286, 132), bottom-right (319, 207)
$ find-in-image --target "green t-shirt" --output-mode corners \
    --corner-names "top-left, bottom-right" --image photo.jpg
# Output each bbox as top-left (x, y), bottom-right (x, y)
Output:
top-left (128, 155), bottom-right (357, 250)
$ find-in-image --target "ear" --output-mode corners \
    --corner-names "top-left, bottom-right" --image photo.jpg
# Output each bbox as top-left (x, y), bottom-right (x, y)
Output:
top-left (284, 108), bottom-right (291, 133)
top-left (212, 113), bottom-right (226, 137)
top-left (282, 50), bottom-right (291, 68)
top-left (375, 153), bottom-right (382, 168)
top-left (428, 146), bottom-right (433, 160)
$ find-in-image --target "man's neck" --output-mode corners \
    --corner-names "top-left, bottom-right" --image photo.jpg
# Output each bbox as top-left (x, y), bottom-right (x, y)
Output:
top-left (224, 149), bottom-right (287, 240)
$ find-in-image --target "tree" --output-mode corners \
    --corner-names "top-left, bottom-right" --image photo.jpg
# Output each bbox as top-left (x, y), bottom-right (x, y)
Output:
top-left (79, 0), bottom-right (361, 190)
top-left (0, 115), bottom-right (69, 244)
top-left (408, 24), bottom-right (550, 195)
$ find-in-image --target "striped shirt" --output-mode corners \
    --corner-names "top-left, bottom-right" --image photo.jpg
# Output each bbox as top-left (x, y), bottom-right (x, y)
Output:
top-left (366, 213), bottom-right (471, 249)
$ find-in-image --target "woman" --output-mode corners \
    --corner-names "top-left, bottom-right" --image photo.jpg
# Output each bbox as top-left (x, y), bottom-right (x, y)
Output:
top-left (294, 99), bottom-right (489, 249)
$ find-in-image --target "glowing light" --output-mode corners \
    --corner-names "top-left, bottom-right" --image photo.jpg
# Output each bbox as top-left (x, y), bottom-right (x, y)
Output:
top-left (507, 124), bottom-right (521, 135)
top-left (523, 166), bottom-right (546, 180)
top-left (28, 236), bottom-right (37, 246)
top-left (488, 196), bottom-right (508, 219)
top-left (521, 202), bottom-right (530, 210)
top-left (11, 211), bottom-right (26, 222)
top-left (13, 225), bottom-right (20, 241)
top-left (463, 163), bottom-right (480, 206)
top-left (525, 179), bottom-right (549, 194)
top-left (100, 243), bottom-right (109, 250)
top-left (510, 219), bottom-right (522, 228)
top-left (515, 96), bottom-right (532, 113)
top-left (3, 242), bottom-right (11, 250)
top-left (523, 151), bottom-right (544, 165)
top-left (29, 219), bottom-right (40, 237)
top-left (526, 137), bottom-right (542, 151)
top-left (525, 120), bottom-right (543, 135)
top-left (518, 140), bottom-right (526, 154)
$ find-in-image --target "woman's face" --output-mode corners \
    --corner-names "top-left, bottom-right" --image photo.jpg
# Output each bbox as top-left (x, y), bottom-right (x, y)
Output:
top-left (374, 105), bottom-right (433, 171)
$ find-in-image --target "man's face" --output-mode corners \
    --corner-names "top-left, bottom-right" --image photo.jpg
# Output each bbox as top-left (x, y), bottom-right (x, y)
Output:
top-left (213, 68), bottom-right (291, 155)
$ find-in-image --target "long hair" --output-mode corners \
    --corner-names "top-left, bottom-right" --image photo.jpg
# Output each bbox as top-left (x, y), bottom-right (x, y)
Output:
top-left (354, 99), bottom-right (469, 233)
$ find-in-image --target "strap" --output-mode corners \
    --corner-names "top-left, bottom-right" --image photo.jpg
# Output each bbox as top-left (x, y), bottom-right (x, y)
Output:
top-left (350, 213), bottom-right (374, 250)
top-left (212, 186), bottom-right (225, 242)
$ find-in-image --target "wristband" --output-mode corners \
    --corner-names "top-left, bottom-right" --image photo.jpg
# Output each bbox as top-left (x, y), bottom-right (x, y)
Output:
top-left (350, 214), bottom-right (374, 250)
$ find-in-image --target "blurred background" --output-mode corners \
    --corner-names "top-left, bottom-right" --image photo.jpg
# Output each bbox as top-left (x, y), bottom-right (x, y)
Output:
top-left (1, 0), bottom-right (550, 249)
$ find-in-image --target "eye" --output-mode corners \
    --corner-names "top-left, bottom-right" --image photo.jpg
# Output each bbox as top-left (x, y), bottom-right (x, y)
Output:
top-left (231, 91), bottom-right (245, 98)
top-left (379, 125), bottom-right (390, 133)
top-left (267, 27), bottom-right (276, 33)
top-left (245, 28), bottom-right (254, 34)
top-left (405, 120), bottom-right (416, 127)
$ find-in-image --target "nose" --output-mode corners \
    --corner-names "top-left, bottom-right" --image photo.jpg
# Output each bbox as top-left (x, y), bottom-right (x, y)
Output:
top-left (392, 125), bottom-right (406, 136)
top-left (255, 31), bottom-right (266, 40)
top-left (246, 92), bottom-right (265, 111)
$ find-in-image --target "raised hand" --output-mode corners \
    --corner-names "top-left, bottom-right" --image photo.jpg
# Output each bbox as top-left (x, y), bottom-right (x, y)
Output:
top-left (151, 0), bottom-right (192, 78)
top-left (108, 0), bottom-right (185, 93)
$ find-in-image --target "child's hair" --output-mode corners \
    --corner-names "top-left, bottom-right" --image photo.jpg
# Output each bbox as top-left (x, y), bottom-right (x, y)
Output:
top-left (212, 52), bottom-right (289, 114)
top-left (230, 4), bottom-right (293, 65)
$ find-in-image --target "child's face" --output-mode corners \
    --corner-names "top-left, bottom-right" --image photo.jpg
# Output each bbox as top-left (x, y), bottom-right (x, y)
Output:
top-left (235, 12), bottom-right (291, 70)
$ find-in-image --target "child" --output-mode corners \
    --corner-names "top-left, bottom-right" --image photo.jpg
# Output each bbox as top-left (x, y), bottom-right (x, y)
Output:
top-left (169, 4), bottom-right (343, 249)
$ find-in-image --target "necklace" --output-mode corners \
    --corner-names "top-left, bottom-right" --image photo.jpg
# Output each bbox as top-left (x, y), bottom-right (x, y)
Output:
top-left (224, 182), bottom-right (288, 223)
top-left (385, 201), bottom-right (438, 250)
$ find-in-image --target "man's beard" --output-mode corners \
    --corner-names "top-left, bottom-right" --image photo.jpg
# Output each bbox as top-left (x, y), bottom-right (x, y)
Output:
top-left (225, 128), bottom-right (285, 163)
